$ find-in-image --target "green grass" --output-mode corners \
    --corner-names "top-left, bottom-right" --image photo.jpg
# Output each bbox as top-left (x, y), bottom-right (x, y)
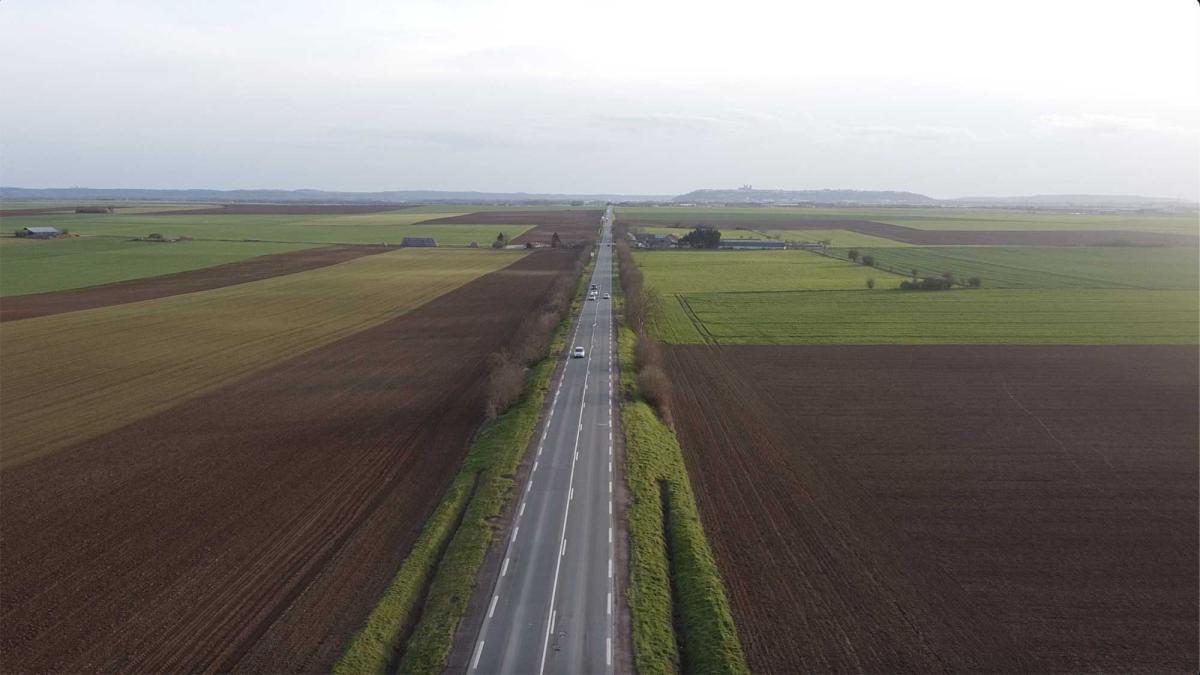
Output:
top-left (760, 229), bottom-right (909, 247)
top-left (827, 246), bottom-right (1200, 289)
top-left (632, 225), bottom-right (907, 248)
top-left (0, 212), bottom-right (533, 246)
top-left (618, 206), bottom-right (1199, 236)
top-left (0, 237), bottom-right (314, 296)
top-left (675, 288), bottom-right (1199, 344)
top-left (633, 250), bottom-right (904, 343)
top-left (336, 253), bottom-right (589, 675)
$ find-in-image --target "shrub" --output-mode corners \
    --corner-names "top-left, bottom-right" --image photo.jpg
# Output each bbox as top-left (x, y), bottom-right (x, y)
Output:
top-left (483, 352), bottom-right (525, 418)
top-left (865, 278), bottom-right (875, 289)
top-left (847, 248), bottom-right (860, 262)
top-left (861, 254), bottom-right (875, 267)
top-left (967, 276), bottom-right (982, 288)
top-left (636, 365), bottom-right (673, 425)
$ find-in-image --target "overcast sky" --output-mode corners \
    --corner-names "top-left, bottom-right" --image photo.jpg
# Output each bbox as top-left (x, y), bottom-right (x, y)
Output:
top-left (1, 0), bottom-right (1197, 198)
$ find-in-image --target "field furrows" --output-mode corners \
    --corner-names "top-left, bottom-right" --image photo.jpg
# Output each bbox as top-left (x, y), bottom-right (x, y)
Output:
top-left (0, 245), bottom-right (390, 321)
top-left (0, 250), bottom-right (578, 673)
top-left (663, 344), bottom-right (1198, 673)
top-left (419, 209), bottom-right (602, 244)
top-left (0, 250), bottom-right (519, 467)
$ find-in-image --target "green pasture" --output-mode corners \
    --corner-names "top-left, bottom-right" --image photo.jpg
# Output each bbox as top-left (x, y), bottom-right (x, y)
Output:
top-left (0, 237), bottom-right (313, 296)
top-left (670, 288), bottom-right (1198, 344)
top-left (0, 211), bottom-right (534, 246)
top-left (618, 206), bottom-right (1199, 236)
top-left (632, 225), bottom-right (906, 247)
top-left (828, 246), bottom-right (1200, 289)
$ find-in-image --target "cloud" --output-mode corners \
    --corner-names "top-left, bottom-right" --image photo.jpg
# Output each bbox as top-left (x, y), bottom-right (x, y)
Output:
top-left (590, 113), bottom-right (734, 134)
top-left (1036, 113), bottom-right (1198, 137)
top-left (838, 125), bottom-right (978, 141)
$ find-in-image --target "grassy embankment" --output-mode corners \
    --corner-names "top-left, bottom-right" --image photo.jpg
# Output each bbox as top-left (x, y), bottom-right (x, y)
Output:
top-left (615, 247), bottom-right (748, 675)
top-left (334, 249), bottom-right (593, 675)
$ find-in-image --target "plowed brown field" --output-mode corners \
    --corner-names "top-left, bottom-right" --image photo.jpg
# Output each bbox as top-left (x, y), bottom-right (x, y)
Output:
top-left (419, 209), bottom-right (601, 244)
top-left (665, 344), bottom-right (1197, 673)
top-left (620, 216), bottom-right (1198, 246)
top-left (0, 250), bottom-right (578, 673)
top-left (0, 245), bottom-right (389, 321)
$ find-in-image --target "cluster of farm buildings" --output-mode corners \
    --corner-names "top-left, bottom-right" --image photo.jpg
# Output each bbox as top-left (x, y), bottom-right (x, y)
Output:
top-left (629, 231), bottom-right (821, 250)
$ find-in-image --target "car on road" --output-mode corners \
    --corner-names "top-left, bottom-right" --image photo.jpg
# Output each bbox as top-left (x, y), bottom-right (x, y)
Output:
top-left (572, 346), bottom-right (585, 358)
top-left (602, 293), bottom-right (610, 299)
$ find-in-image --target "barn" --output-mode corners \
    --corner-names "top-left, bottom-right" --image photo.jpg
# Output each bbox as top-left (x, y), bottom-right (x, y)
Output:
top-left (16, 226), bottom-right (60, 239)
top-left (400, 237), bottom-right (438, 247)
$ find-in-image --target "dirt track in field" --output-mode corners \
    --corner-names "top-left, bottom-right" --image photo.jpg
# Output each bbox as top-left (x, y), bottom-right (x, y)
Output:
top-left (0, 245), bottom-right (391, 321)
top-left (665, 344), bottom-right (1197, 673)
top-left (0, 250), bottom-right (578, 673)
top-left (620, 217), bottom-right (1198, 246)
top-left (139, 203), bottom-right (419, 215)
top-left (419, 209), bottom-right (602, 244)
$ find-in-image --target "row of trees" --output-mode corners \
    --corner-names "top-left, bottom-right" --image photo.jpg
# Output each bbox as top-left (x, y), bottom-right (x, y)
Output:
top-left (847, 249), bottom-right (982, 290)
top-left (616, 234), bottom-right (673, 424)
top-left (482, 245), bottom-right (590, 418)
top-left (679, 226), bottom-right (721, 249)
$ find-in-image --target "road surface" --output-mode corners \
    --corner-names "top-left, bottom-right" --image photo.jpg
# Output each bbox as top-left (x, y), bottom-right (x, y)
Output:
top-left (470, 207), bottom-right (617, 674)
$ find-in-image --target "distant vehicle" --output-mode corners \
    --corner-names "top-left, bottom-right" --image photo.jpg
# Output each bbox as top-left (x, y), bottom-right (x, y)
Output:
top-left (590, 284), bottom-right (598, 290)
top-left (602, 293), bottom-right (610, 299)
top-left (588, 291), bottom-right (597, 300)
top-left (573, 346), bottom-right (585, 358)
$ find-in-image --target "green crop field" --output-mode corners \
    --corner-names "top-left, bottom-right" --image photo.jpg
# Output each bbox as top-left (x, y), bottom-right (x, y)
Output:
top-left (676, 288), bottom-right (1198, 345)
top-left (633, 250), bottom-right (905, 342)
top-left (630, 225), bottom-right (907, 247)
top-left (0, 211), bottom-right (533, 246)
top-left (618, 206), bottom-right (1198, 236)
top-left (0, 237), bottom-right (315, 296)
top-left (826, 246), bottom-right (1200, 290)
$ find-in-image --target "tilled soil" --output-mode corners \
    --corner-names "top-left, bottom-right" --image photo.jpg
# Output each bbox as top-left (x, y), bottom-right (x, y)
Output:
top-left (0, 250), bottom-right (578, 673)
top-left (0, 245), bottom-right (390, 321)
top-left (418, 209), bottom-right (602, 245)
top-left (664, 344), bottom-right (1198, 673)
top-left (620, 217), bottom-right (1198, 246)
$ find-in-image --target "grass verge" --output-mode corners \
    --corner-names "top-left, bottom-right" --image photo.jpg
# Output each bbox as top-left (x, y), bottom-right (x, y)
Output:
top-left (334, 249), bottom-right (593, 675)
top-left (616, 301), bottom-right (748, 673)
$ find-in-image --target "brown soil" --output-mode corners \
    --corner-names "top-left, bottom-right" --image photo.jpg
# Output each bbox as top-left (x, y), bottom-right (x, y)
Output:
top-left (419, 209), bottom-right (602, 245)
top-left (0, 245), bottom-right (390, 321)
top-left (621, 217), bottom-right (1198, 246)
top-left (0, 207), bottom-right (76, 217)
top-left (664, 344), bottom-right (1197, 673)
top-left (0, 250), bottom-right (579, 673)
top-left (139, 203), bottom-right (419, 216)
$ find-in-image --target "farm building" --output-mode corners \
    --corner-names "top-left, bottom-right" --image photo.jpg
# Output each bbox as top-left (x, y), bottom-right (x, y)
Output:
top-left (400, 237), bottom-right (438, 247)
top-left (719, 238), bottom-right (786, 250)
top-left (16, 226), bottom-right (60, 239)
top-left (634, 233), bottom-right (678, 248)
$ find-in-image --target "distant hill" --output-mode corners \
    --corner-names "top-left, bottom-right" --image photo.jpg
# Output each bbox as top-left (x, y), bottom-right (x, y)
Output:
top-left (0, 187), bottom-right (671, 204)
top-left (674, 188), bottom-right (940, 205)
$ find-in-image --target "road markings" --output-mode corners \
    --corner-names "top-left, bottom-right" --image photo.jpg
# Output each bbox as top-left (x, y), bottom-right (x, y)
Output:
top-left (609, 526), bottom-right (612, 543)
top-left (607, 591), bottom-right (612, 615)
top-left (488, 594), bottom-right (499, 618)
top-left (569, 487), bottom-right (574, 501)
top-left (608, 557), bottom-right (613, 577)
top-left (472, 641), bottom-right (485, 670)
top-left (533, 460), bottom-right (538, 472)
top-left (520, 502), bottom-right (526, 517)
top-left (501, 557), bottom-right (509, 577)
top-left (607, 637), bottom-right (612, 667)
top-left (561, 538), bottom-right (567, 556)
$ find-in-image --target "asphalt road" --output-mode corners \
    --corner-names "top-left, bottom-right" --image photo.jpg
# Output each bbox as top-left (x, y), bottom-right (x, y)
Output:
top-left (470, 207), bottom-right (617, 674)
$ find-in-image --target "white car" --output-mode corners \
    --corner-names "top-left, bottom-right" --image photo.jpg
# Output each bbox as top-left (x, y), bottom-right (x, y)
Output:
top-left (572, 346), bottom-right (586, 358)
top-left (602, 293), bottom-right (610, 299)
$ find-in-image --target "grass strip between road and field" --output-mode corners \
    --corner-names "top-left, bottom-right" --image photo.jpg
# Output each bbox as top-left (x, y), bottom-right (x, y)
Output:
top-left (334, 250), bottom-right (594, 675)
top-left (615, 303), bottom-right (748, 672)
